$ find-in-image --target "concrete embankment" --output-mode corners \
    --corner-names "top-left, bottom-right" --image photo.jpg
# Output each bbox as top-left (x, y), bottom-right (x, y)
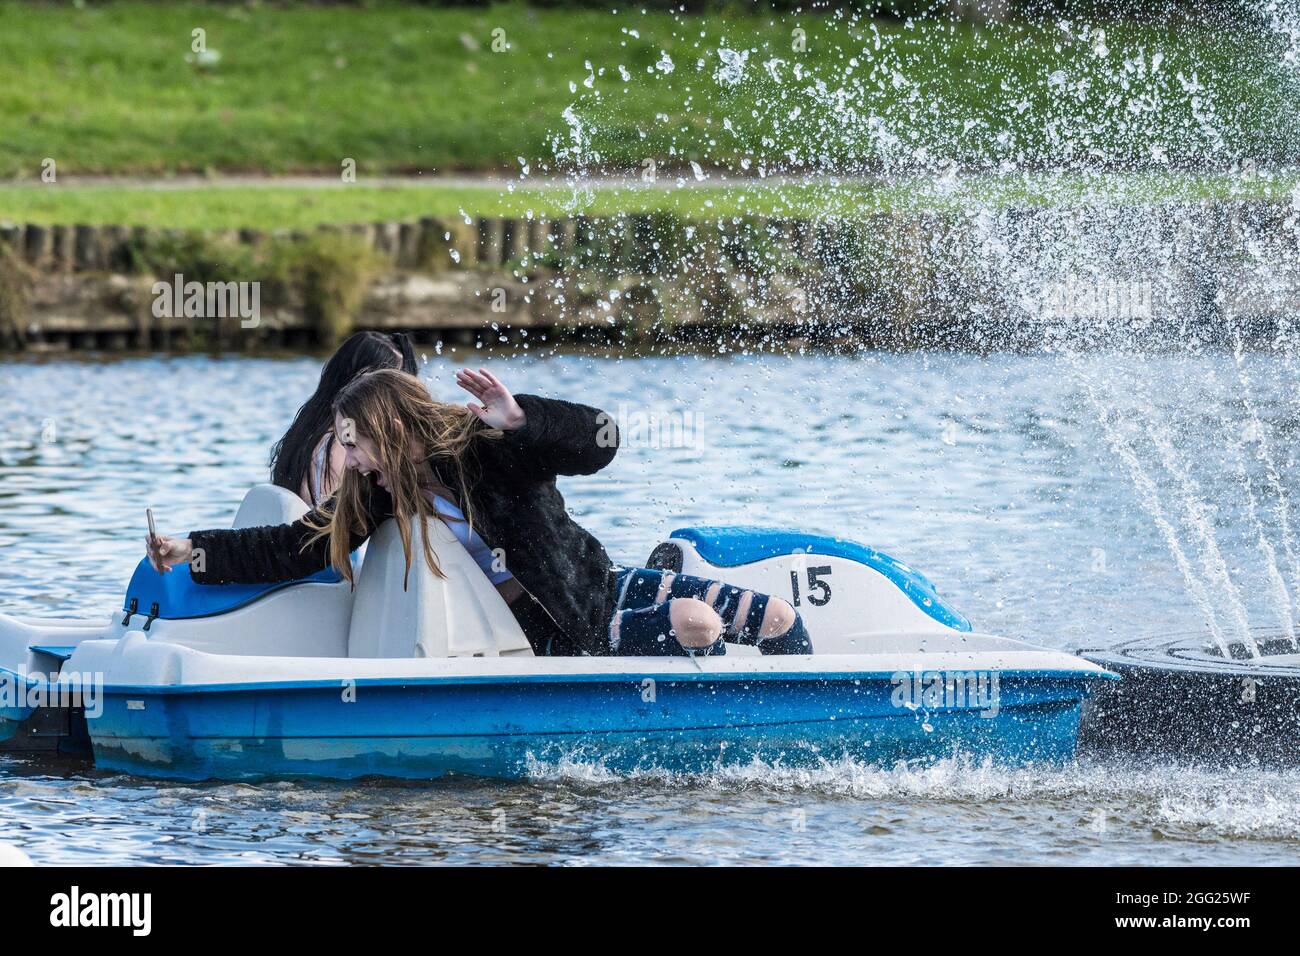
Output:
top-left (2, 201), bottom-right (1298, 353)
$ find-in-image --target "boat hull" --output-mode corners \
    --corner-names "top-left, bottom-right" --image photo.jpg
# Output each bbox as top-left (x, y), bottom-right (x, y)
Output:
top-left (87, 670), bottom-right (1094, 781)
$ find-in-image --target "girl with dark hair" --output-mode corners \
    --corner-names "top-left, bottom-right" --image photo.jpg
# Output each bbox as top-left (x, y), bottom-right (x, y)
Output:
top-left (147, 368), bottom-right (813, 659)
top-left (270, 330), bottom-right (418, 506)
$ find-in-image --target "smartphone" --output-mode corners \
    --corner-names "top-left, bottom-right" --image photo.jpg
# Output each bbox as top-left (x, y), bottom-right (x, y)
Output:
top-left (147, 508), bottom-right (159, 560)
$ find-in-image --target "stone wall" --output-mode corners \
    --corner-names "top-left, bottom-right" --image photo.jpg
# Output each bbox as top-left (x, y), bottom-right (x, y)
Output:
top-left (4, 201), bottom-right (1300, 353)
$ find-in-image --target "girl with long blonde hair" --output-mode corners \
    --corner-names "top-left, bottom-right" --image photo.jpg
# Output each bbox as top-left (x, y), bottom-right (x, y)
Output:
top-left (270, 330), bottom-right (418, 507)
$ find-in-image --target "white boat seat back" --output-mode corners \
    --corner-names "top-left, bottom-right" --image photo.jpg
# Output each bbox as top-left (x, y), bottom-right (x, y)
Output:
top-left (347, 516), bottom-right (534, 659)
top-left (232, 483), bottom-right (310, 529)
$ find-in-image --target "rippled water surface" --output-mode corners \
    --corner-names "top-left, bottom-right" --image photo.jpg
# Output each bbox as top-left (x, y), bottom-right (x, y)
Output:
top-left (3, 349), bottom-right (1300, 864)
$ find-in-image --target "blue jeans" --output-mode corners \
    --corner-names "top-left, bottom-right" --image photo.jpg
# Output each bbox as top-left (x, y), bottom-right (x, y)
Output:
top-left (607, 567), bottom-right (812, 657)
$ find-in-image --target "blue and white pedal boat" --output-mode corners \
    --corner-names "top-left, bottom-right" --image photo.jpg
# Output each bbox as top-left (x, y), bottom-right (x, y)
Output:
top-left (0, 486), bottom-right (1114, 781)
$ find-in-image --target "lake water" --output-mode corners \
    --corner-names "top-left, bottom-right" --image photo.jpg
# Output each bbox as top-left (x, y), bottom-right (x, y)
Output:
top-left (3, 348), bottom-right (1300, 865)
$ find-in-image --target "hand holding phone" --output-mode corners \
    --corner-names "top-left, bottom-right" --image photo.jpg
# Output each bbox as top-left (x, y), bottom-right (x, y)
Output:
top-left (145, 507), bottom-right (165, 572)
top-left (145, 508), bottom-right (195, 573)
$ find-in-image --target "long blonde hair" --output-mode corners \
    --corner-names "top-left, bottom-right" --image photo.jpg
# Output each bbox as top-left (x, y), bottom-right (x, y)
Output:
top-left (304, 368), bottom-right (499, 586)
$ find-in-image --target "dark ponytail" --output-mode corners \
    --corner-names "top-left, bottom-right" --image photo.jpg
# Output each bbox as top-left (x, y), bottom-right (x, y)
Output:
top-left (389, 331), bottom-right (419, 376)
top-left (270, 330), bottom-right (420, 493)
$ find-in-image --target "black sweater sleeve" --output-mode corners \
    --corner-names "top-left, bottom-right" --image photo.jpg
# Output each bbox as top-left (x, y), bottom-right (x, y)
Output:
top-left (186, 394), bottom-right (610, 586)
top-left (189, 487), bottom-right (391, 585)
top-left (497, 394), bottom-right (619, 479)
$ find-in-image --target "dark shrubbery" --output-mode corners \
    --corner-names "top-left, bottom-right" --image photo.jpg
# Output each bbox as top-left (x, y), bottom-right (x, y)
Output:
top-left (129, 230), bottom-right (378, 347)
top-left (0, 244), bottom-right (34, 349)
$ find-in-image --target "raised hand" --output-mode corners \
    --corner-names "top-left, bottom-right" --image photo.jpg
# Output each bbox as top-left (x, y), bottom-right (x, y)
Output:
top-left (455, 367), bottom-right (526, 430)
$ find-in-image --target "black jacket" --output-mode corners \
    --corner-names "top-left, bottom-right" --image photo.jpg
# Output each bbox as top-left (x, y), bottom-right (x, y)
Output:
top-left (189, 394), bottom-right (620, 656)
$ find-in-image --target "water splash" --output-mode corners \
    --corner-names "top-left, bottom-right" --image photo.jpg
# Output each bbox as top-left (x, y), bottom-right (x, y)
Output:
top-left (1078, 373), bottom-right (1233, 654)
top-left (524, 748), bottom-right (1300, 843)
top-left (533, 4), bottom-right (1300, 654)
top-left (1227, 336), bottom-right (1300, 644)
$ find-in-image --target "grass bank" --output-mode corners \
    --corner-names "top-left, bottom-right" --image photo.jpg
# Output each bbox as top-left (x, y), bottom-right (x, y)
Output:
top-left (0, 170), bottom-right (1296, 230)
top-left (0, 0), bottom-right (1293, 179)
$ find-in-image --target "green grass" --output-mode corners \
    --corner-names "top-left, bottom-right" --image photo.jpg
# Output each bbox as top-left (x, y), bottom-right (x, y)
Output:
top-left (0, 170), bottom-right (1297, 230)
top-left (0, 1), bottom-right (1294, 179)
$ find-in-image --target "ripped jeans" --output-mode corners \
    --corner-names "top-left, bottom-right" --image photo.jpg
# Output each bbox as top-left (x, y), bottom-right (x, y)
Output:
top-left (607, 567), bottom-right (813, 657)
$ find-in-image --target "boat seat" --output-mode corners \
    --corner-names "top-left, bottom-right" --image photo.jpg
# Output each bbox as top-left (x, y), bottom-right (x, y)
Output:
top-left (115, 483), bottom-right (355, 657)
top-left (232, 482), bottom-right (310, 529)
top-left (123, 484), bottom-right (346, 623)
top-left (346, 515), bottom-right (534, 659)
top-left (121, 556), bottom-right (342, 623)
